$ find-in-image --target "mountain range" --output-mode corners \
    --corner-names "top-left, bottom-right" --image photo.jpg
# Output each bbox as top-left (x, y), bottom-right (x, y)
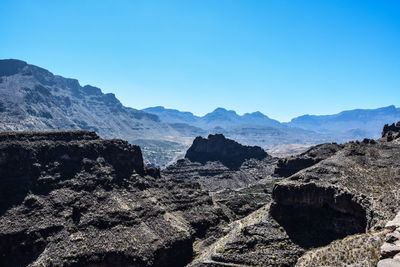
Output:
top-left (1, 59), bottom-right (399, 167)
top-left (144, 105), bottom-right (400, 141)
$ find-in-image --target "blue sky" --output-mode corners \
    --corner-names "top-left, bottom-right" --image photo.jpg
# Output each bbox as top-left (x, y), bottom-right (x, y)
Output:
top-left (1, 0), bottom-right (399, 121)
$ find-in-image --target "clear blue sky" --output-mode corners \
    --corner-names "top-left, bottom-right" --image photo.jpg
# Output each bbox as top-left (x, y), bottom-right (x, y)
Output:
top-left (1, 0), bottom-right (399, 121)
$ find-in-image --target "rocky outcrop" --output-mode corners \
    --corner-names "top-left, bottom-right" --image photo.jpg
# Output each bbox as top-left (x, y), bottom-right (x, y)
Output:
top-left (270, 126), bottom-right (400, 255)
top-left (271, 182), bottom-right (370, 248)
top-left (163, 158), bottom-right (277, 192)
top-left (274, 143), bottom-right (344, 177)
top-left (190, 205), bottom-right (305, 267)
top-left (296, 231), bottom-right (384, 266)
top-left (163, 134), bottom-right (277, 192)
top-left (185, 134), bottom-right (268, 169)
top-left (0, 130), bottom-right (227, 266)
top-left (382, 122), bottom-right (400, 141)
top-left (377, 212), bottom-right (400, 266)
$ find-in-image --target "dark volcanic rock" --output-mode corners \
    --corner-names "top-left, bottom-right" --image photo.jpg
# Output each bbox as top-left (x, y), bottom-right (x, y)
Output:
top-left (190, 205), bottom-right (305, 267)
top-left (163, 134), bottom-right (277, 192)
top-left (270, 128), bottom-right (400, 250)
top-left (163, 158), bottom-right (277, 192)
top-left (274, 143), bottom-right (344, 177)
top-left (0, 130), bottom-right (227, 267)
top-left (185, 134), bottom-right (268, 169)
top-left (382, 122), bottom-right (400, 141)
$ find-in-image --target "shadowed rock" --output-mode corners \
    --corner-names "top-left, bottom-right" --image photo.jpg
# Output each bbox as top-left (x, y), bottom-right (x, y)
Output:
top-left (0, 130), bottom-right (227, 267)
top-left (382, 122), bottom-right (400, 141)
top-left (274, 143), bottom-right (344, 177)
top-left (163, 134), bottom-right (277, 192)
top-left (270, 123), bottom-right (400, 249)
top-left (185, 134), bottom-right (268, 169)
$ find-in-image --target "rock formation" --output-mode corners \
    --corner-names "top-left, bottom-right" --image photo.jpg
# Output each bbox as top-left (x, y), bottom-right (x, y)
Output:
top-left (185, 134), bottom-right (268, 169)
top-left (382, 122), bottom-right (400, 142)
top-left (274, 143), bottom-right (344, 177)
top-left (0, 130), bottom-right (227, 266)
top-left (377, 212), bottom-right (400, 266)
top-left (270, 136), bottom-right (400, 249)
top-left (163, 134), bottom-right (277, 192)
top-left (193, 121), bottom-right (400, 266)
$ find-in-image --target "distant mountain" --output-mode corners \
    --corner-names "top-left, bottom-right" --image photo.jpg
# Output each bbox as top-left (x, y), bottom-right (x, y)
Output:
top-left (287, 105), bottom-right (400, 139)
top-left (144, 105), bottom-right (400, 143)
top-left (143, 106), bottom-right (200, 125)
top-left (143, 106), bottom-right (281, 129)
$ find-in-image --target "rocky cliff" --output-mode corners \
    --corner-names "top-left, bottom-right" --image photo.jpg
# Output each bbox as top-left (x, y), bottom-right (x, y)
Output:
top-left (163, 134), bottom-right (277, 192)
top-left (0, 130), bottom-right (227, 267)
top-left (267, 123), bottom-right (400, 265)
top-left (185, 134), bottom-right (268, 169)
top-left (274, 143), bottom-right (344, 177)
top-left (192, 122), bottom-right (400, 266)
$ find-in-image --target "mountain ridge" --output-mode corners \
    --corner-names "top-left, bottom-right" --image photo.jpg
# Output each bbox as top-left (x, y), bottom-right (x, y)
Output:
top-left (1, 58), bottom-right (399, 168)
top-left (144, 105), bottom-right (400, 141)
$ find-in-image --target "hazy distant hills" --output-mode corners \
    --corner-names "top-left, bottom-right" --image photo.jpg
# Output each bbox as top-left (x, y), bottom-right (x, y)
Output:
top-left (144, 105), bottom-right (400, 143)
top-left (1, 59), bottom-right (399, 167)
top-left (287, 105), bottom-right (400, 140)
top-left (143, 106), bottom-right (281, 129)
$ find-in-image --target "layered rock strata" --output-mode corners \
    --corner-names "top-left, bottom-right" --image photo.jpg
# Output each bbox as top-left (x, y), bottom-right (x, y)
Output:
top-left (0, 130), bottom-right (227, 267)
top-left (163, 134), bottom-right (277, 192)
top-left (270, 131), bottom-right (400, 250)
top-left (274, 143), bottom-right (344, 177)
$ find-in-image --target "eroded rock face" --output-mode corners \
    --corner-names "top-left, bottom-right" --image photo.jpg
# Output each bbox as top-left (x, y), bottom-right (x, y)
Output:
top-left (274, 143), bottom-right (344, 177)
top-left (163, 158), bottom-right (277, 192)
top-left (163, 134), bottom-right (277, 192)
top-left (271, 182), bottom-right (369, 248)
top-left (270, 133), bottom-right (400, 249)
top-left (185, 134), bottom-right (268, 169)
top-left (0, 130), bottom-right (227, 267)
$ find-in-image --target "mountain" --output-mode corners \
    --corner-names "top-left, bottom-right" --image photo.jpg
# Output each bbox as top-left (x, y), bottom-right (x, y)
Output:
top-left (2, 58), bottom-right (399, 168)
top-left (0, 59), bottom-right (202, 167)
top-left (144, 106), bottom-right (281, 129)
top-left (287, 105), bottom-right (400, 139)
top-left (144, 105), bottom-right (400, 145)
top-left (143, 106), bottom-right (200, 125)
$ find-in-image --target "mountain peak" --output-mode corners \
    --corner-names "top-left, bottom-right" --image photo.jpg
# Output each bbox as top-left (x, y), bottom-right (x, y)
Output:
top-left (212, 107), bottom-right (237, 114)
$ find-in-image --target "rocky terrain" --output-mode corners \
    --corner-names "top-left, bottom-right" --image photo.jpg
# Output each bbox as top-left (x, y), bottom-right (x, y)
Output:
top-left (2, 74), bottom-right (400, 266)
top-left (376, 211), bottom-right (400, 266)
top-left (0, 59), bottom-right (202, 167)
top-left (274, 142), bottom-right (344, 177)
top-left (0, 130), bottom-right (229, 267)
top-left (162, 134), bottom-right (278, 192)
top-left (189, 122), bottom-right (400, 266)
top-left (1, 60), bottom-right (398, 267)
